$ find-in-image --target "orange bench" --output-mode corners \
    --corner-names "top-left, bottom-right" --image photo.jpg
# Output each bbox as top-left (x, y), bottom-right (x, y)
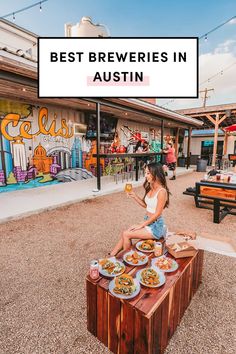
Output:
top-left (184, 181), bottom-right (236, 223)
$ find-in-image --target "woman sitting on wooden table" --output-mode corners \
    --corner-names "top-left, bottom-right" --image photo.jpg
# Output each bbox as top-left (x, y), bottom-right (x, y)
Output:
top-left (110, 162), bottom-right (169, 256)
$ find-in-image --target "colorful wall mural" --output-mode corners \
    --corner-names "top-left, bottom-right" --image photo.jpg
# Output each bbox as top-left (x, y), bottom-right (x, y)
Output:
top-left (0, 99), bottom-right (94, 193)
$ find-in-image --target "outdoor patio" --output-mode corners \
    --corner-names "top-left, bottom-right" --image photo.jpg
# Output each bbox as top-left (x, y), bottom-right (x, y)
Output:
top-left (0, 172), bottom-right (235, 354)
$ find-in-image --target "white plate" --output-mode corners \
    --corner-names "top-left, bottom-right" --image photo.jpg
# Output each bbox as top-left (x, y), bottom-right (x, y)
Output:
top-left (99, 257), bottom-right (125, 277)
top-left (151, 256), bottom-right (179, 273)
top-left (136, 266), bottom-right (166, 288)
top-left (123, 250), bottom-right (148, 266)
top-left (136, 240), bottom-right (156, 253)
top-left (109, 278), bottom-right (141, 299)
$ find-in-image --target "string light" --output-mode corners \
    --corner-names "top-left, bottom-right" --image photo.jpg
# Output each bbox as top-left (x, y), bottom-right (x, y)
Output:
top-left (1, 0), bottom-right (235, 110)
top-left (200, 61), bottom-right (236, 86)
top-left (199, 15), bottom-right (236, 41)
top-left (161, 61), bottom-right (236, 107)
top-left (160, 16), bottom-right (236, 108)
top-left (0, 0), bottom-right (49, 20)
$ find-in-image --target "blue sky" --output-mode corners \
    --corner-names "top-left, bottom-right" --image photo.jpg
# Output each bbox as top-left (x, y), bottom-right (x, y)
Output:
top-left (1, 0), bottom-right (236, 108)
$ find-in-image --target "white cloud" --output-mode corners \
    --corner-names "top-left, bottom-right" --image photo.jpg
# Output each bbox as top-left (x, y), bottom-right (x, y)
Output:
top-left (214, 39), bottom-right (236, 54)
top-left (228, 18), bottom-right (236, 25)
top-left (158, 42), bottom-right (236, 110)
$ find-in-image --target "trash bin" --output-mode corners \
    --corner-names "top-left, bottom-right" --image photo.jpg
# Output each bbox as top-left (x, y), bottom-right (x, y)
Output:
top-left (178, 157), bottom-right (186, 167)
top-left (196, 158), bottom-right (207, 172)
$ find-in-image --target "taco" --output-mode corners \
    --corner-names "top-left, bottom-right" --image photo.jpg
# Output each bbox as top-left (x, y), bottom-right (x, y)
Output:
top-left (113, 273), bottom-right (136, 296)
top-left (115, 273), bottom-right (134, 287)
top-left (141, 268), bottom-right (160, 286)
top-left (140, 241), bottom-right (154, 250)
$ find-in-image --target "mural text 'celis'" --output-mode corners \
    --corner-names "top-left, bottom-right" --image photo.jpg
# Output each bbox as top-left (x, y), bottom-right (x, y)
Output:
top-left (1, 107), bottom-right (74, 141)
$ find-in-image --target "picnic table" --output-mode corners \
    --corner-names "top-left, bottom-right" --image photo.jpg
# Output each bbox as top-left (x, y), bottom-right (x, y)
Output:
top-left (86, 246), bottom-right (204, 354)
top-left (184, 181), bottom-right (236, 223)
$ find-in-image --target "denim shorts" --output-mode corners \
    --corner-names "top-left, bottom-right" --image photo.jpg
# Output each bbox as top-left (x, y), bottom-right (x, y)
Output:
top-left (144, 215), bottom-right (166, 240)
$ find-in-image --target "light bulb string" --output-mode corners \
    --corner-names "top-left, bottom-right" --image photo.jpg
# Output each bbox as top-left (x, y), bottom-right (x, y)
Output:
top-left (199, 15), bottom-right (236, 40)
top-left (160, 60), bottom-right (236, 107)
top-left (200, 61), bottom-right (236, 86)
top-left (0, 0), bottom-right (48, 19)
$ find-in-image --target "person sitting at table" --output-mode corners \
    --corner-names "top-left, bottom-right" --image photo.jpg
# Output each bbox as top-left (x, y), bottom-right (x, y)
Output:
top-left (110, 162), bottom-right (169, 256)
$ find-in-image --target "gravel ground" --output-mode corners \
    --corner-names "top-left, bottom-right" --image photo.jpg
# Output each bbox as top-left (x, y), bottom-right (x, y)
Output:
top-left (0, 172), bottom-right (236, 354)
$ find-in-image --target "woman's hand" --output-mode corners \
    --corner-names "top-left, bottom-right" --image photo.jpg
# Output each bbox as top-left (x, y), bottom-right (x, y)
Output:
top-left (127, 190), bottom-right (137, 199)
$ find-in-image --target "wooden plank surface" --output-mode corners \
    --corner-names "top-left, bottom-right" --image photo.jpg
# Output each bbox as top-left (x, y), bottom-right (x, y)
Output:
top-left (134, 256), bottom-right (192, 317)
top-left (134, 311), bottom-right (152, 354)
top-left (87, 248), bottom-right (204, 354)
top-left (151, 304), bottom-right (162, 354)
top-left (108, 293), bottom-right (121, 353)
top-left (159, 295), bottom-right (169, 353)
top-left (86, 280), bottom-right (97, 336)
top-left (120, 303), bottom-right (135, 354)
top-left (97, 286), bottom-right (108, 346)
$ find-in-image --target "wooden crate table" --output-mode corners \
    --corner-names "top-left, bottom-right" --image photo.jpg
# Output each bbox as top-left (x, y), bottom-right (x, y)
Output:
top-left (87, 248), bottom-right (204, 354)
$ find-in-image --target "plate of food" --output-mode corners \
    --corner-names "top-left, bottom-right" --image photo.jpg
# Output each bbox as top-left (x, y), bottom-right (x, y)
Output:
top-left (136, 267), bottom-right (166, 288)
top-left (123, 250), bottom-right (148, 266)
top-left (99, 257), bottom-right (125, 277)
top-left (136, 239), bottom-right (156, 253)
top-left (151, 256), bottom-right (178, 273)
top-left (109, 273), bottom-right (140, 299)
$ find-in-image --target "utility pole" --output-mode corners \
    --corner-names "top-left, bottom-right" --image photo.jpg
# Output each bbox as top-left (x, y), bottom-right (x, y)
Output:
top-left (199, 88), bottom-right (214, 108)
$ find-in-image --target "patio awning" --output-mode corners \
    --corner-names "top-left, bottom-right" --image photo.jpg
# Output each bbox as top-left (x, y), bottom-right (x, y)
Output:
top-left (225, 124), bottom-right (236, 132)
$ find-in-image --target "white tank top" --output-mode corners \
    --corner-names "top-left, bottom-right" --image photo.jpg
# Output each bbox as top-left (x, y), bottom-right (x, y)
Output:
top-left (145, 188), bottom-right (165, 214)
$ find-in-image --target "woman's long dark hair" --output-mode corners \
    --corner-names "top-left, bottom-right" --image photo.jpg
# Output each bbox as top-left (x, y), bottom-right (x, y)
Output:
top-left (143, 162), bottom-right (170, 208)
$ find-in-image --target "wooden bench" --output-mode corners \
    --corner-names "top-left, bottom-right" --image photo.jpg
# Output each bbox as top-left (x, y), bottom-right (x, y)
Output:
top-left (183, 181), bottom-right (236, 223)
top-left (87, 247), bottom-right (204, 354)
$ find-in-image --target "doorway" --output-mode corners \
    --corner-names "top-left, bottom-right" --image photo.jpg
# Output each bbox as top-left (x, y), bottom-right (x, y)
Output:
top-left (201, 140), bottom-right (223, 164)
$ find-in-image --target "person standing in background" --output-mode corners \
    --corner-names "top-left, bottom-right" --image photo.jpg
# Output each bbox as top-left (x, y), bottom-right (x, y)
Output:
top-left (163, 142), bottom-right (177, 180)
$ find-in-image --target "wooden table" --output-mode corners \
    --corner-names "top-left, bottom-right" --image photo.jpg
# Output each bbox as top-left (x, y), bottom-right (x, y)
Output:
top-left (87, 248), bottom-right (204, 354)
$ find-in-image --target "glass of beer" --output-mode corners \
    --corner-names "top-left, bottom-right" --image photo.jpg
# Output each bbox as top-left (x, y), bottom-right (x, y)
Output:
top-left (216, 174), bottom-right (221, 181)
top-left (223, 175), bottom-right (228, 183)
top-left (125, 183), bottom-right (133, 193)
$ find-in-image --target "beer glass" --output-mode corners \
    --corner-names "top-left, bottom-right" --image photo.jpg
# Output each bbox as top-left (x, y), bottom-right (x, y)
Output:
top-left (125, 183), bottom-right (133, 193)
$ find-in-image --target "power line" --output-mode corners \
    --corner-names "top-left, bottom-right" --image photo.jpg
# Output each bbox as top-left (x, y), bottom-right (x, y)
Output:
top-left (160, 60), bottom-right (236, 107)
top-left (160, 15), bottom-right (236, 107)
top-left (0, 1), bottom-right (49, 19)
top-left (199, 15), bottom-right (236, 41)
top-left (200, 61), bottom-right (236, 85)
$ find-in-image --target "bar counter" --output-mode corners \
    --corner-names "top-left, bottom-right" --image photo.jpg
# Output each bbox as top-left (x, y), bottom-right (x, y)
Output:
top-left (93, 152), bottom-right (163, 181)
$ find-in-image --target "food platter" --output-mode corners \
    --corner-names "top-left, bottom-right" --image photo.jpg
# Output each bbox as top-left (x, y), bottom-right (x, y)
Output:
top-left (136, 267), bottom-right (166, 288)
top-left (99, 257), bottom-right (125, 277)
top-left (123, 250), bottom-right (148, 266)
top-left (151, 256), bottom-right (178, 273)
top-left (136, 240), bottom-right (156, 253)
top-left (109, 275), bottom-right (141, 299)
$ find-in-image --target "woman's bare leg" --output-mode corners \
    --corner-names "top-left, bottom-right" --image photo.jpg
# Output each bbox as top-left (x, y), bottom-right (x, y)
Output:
top-left (122, 228), bottom-right (154, 250)
top-left (111, 228), bottom-right (155, 256)
top-left (110, 233), bottom-right (124, 256)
